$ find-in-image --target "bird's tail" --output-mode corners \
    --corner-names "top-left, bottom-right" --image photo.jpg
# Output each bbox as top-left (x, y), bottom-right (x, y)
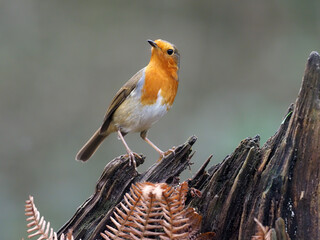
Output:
top-left (76, 128), bottom-right (109, 162)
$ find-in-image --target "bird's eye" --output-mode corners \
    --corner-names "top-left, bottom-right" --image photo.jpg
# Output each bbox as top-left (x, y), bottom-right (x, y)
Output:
top-left (167, 49), bottom-right (174, 55)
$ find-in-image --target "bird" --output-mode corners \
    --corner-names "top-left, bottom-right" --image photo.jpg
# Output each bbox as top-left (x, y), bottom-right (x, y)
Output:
top-left (76, 39), bottom-right (180, 168)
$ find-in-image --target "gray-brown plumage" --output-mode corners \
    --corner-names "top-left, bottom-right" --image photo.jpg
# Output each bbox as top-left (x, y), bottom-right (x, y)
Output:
top-left (76, 39), bottom-right (180, 165)
top-left (76, 69), bottom-right (143, 161)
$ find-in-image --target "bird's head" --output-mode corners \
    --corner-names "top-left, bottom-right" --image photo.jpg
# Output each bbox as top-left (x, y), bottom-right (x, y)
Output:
top-left (147, 39), bottom-right (180, 71)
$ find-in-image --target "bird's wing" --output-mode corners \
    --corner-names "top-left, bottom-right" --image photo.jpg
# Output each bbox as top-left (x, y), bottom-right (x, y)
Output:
top-left (100, 68), bottom-right (145, 134)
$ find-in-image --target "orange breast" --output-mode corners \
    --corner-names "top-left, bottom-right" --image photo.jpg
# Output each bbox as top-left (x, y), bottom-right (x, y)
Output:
top-left (141, 63), bottom-right (178, 107)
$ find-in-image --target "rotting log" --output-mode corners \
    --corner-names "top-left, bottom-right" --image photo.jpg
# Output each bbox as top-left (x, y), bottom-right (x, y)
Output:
top-left (189, 51), bottom-right (320, 240)
top-left (58, 51), bottom-right (320, 240)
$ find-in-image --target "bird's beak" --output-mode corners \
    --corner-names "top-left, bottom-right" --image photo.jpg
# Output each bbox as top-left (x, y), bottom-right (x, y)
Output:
top-left (147, 39), bottom-right (158, 48)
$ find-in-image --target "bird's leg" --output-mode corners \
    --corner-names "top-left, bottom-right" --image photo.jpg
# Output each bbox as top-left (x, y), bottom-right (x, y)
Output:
top-left (140, 130), bottom-right (174, 161)
top-left (140, 130), bottom-right (164, 156)
top-left (117, 130), bottom-right (136, 169)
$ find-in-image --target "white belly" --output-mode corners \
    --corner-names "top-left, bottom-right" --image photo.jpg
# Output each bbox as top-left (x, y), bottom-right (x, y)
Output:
top-left (112, 89), bottom-right (169, 133)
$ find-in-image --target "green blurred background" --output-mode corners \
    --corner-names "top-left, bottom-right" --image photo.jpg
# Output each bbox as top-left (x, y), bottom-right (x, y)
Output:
top-left (1, 0), bottom-right (319, 238)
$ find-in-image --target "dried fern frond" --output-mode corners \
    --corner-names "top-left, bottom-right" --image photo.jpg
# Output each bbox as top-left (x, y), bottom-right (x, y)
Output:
top-left (160, 182), bottom-right (190, 240)
top-left (101, 182), bottom-right (194, 240)
top-left (25, 195), bottom-right (74, 240)
top-left (60, 230), bottom-right (75, 240)
top-left (183, 207), bottom-right (215, 240)
top-left (196, 232), bottom-right (216, 240)
top-left (252, 218), bottom-right (290, 240)
top-left (101, 182), bottom-right (165, 239)
top-left (184, 208), bottom-right (202, 239)
top-left (251, 218), bottom-right (271, 240)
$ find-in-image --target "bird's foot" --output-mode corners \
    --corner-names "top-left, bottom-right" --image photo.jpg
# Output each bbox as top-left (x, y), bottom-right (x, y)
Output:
top-left (126, 151), bottom-right (138, 170)
top-left (157, 147), bottom-right (176, 162)
top-left (166, 147), bottom-right (176, 155)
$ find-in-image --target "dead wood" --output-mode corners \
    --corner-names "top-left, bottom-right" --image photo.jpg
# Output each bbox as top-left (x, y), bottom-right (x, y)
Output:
top-left (58, 51), bottom-right (320, 240)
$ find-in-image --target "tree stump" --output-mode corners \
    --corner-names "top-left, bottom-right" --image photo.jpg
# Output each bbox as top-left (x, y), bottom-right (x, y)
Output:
top-left (58, 51), bottom-right (320, 240)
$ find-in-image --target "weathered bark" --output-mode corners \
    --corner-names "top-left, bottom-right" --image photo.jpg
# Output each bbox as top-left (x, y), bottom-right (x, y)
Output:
top-left (189, 51), bottom-right (320, 240)
top-left (58, 51), bottom-right (320, 240)
top-left (58, 137), bottom-right (196, 240)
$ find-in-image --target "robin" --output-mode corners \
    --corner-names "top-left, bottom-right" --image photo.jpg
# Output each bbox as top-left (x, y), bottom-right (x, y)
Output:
top-left (76, 39), bottom-right (180, 168)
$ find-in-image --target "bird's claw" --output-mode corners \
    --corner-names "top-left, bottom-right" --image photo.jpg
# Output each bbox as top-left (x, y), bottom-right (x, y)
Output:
top-left (166, 147), bottom-right (176, 155)
top-left (126, 152), bottom-right (137, 170)
top-left (157, 147), bottom-right (176, 162)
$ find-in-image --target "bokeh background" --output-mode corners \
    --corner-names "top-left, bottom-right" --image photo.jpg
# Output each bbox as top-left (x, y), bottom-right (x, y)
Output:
top-left (1, 0), bottom-right (320, 238)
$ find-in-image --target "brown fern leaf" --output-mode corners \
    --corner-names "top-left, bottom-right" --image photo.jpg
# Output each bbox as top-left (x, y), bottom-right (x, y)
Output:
top-left (61, 229), bottom-right (75, 240)
top-left (252, 218), bottom-right (290, 240)
top-left (101, 182), bottom-right (214, 240)
top-left (252, 218), bottom-right (270, 240)
top-left (101, 182), bottom-right (192, 240)
top-left (160, 182), bottom-right (190, 240)
top-left (25, 195), bottom-right (74, 240)
top-left (25, 195), bottom-right (56, 240)
top-left (195, 232), bottom-right (216, 240)
top-left (101, 182), bottom-right (166, 240)
top-left (183, 207), bottom-right (215, 240)
top-left (184, 208), bottom-right (202, 239)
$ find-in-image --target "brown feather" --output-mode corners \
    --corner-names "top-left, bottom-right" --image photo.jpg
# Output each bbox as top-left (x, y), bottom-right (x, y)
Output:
top-left (76, 128), bottom-right (109, 161)
top-left (100, 68), bottom-right (144, 133)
